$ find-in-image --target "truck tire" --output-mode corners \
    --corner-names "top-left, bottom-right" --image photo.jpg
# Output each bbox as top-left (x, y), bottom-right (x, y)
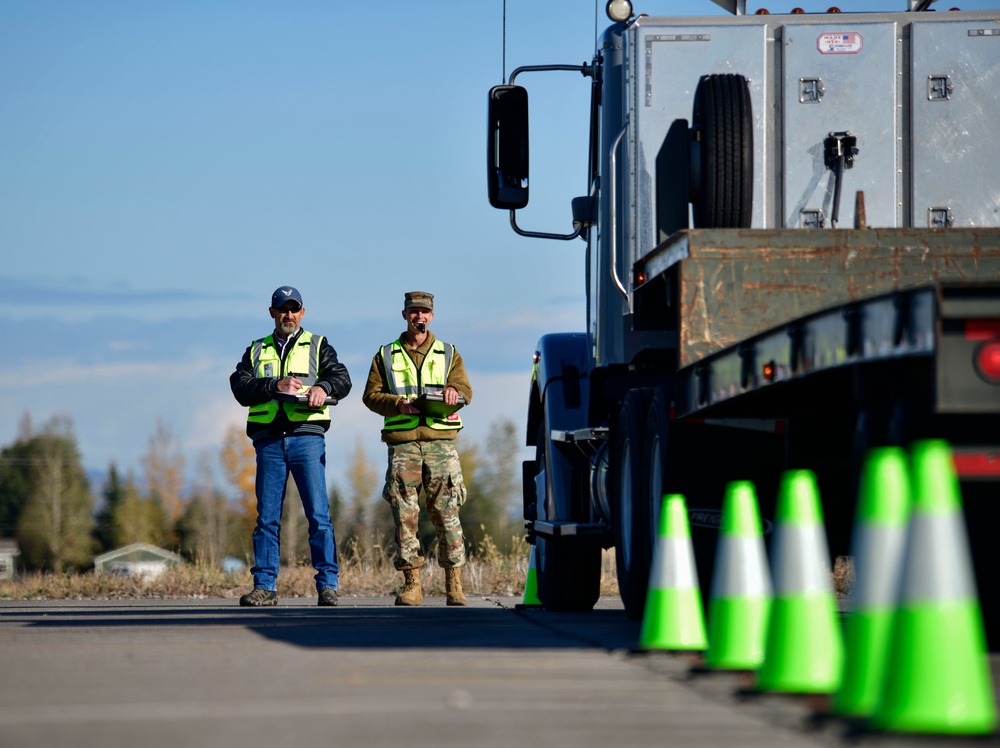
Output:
top-left (691, 73), bottom-right (753, 229)
top-left (531, 422), bottom-right (601, 612)
top-left (609, 388), bottom-right (655, 620)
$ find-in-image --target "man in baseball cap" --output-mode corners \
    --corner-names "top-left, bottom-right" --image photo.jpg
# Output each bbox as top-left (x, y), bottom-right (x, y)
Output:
top-left (271, 286), bottom-right (304, 310)
top-left (230, 286), bottom-right (352, 607)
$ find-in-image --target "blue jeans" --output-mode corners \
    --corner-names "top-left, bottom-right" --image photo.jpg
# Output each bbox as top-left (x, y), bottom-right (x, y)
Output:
top-left (251, 434), bottom-right (338, 591)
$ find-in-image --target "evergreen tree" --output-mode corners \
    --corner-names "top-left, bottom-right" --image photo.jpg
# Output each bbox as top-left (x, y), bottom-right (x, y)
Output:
top-left (94, 463), bottom-right (126, 552)
top-left (0, 440), bottom-right (36, 539)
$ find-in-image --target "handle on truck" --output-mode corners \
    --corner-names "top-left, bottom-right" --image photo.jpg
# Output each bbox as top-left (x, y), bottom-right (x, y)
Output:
top-left (609, 119), bottom-right (632, 313)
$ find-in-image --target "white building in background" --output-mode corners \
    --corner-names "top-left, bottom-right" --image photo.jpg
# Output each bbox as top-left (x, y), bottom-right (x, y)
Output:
top-left (0, 539), bottom-right (20, 580)
top-left (93, 543), bottom-right (183, 579)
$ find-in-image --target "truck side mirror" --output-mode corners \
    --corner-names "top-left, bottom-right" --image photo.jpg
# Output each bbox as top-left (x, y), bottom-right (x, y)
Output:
top-left (487, 85), bottom-right (530, 210)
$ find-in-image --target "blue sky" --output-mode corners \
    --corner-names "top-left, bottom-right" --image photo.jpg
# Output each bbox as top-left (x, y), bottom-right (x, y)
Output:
top-left (1, 0), bottom-right (994, 493)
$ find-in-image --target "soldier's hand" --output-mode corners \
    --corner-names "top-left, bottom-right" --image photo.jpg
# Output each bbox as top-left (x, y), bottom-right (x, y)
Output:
top-left (398, 398), bottom-right (420, 414)
top-left (443, 387), bottom-right (460, 406)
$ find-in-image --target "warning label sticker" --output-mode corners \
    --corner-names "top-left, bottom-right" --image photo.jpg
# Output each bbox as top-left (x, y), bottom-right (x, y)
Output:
top-left (817, 32), bottom-right (863, 54)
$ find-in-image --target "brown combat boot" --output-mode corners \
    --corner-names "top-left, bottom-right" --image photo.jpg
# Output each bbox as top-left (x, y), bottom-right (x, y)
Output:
top-left (445, 567), bottom-right (467, 606)
top-left (395, 569), bottom-right (423, 606)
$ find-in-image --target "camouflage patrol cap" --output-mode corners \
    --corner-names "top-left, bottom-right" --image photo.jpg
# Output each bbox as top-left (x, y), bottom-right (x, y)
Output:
top-left (404, 291), bottom-right (434, 311)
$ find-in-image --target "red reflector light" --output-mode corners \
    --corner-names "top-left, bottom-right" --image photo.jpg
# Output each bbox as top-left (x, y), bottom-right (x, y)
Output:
top-left (953, 452), bottom-right (1000, 478)
top-left (975, 341), bottom-right (1000, 382)
top-left (965, 319), bottom-right (1000, 341)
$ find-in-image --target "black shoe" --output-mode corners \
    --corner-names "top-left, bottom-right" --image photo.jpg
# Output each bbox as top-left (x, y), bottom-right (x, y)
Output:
top-left (318, 588), bottom-right (338, 607)
top-left (239, 588), bottom-right (278, 607)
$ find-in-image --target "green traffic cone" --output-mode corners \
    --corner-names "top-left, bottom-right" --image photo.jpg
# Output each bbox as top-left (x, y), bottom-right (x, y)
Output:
top-left (705, 481), bottom-right (772, 670)
top-left (834, 447), bottom-right (911, 717)
top-left (756, 470), bottom-right (843, 693)
top-left (638, 494), bottom-right (707, 651)
top-left (870, 440), bottom-right (998, 735)
top-left (517, 544), bottom-right (542, 608)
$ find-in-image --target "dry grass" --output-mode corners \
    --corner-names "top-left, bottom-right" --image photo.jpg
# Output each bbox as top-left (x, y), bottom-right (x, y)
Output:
top-left (0, 536), bottom-right (621, 601)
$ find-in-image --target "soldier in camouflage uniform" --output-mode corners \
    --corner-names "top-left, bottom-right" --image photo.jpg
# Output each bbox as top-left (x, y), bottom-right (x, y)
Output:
top-left (362, 291), bottom-right (473, 606)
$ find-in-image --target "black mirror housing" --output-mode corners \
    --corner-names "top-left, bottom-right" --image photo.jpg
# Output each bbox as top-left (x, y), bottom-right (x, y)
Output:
top-left (487, 85), bottom-right (529, 209)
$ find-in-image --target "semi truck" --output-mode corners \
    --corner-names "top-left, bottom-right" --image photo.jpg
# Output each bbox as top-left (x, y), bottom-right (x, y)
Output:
top-left (486, 0), bottom-right (1000, 641)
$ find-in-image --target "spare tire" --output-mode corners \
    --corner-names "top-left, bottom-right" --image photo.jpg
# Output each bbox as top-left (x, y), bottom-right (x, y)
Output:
top-left (691, 73), bottom-right (753, 228)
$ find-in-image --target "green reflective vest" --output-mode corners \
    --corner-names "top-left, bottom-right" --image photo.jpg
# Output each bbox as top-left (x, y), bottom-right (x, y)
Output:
top-left (381, 339), bottom-right (462, 432)
top-left (247, 330), bottom-right (329, 425)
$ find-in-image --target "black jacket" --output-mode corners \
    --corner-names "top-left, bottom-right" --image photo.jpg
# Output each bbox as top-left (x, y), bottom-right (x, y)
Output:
top-left (230, 328), bottom-right (352, 441)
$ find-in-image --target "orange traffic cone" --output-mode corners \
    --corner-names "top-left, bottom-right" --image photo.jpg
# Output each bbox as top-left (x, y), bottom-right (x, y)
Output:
top-left (833, 447), bottom-right (911, 717)
top-left (638, 494), bottom-right (707, 651)
top-left (704, 480), bottom-right (772, 670)
top-left (869, 440), bottom-right (998, 735)
top-left (756, 470), bottom-right (843, 693)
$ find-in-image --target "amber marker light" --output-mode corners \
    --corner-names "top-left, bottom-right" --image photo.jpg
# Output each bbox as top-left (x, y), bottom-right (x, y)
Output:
top-left (763, 361), bottom-right (777, 382)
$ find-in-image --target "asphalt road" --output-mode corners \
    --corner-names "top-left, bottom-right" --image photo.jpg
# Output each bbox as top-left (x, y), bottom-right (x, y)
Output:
top-left (0, 595), bottom-right (996, 748)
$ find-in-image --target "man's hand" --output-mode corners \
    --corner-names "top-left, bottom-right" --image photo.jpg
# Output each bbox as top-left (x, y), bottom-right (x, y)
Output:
top-left (398, 398), bottom-right (420, 414)
top-left (305, 386), bottom-right (328, 408)
top-left (277, 376), bottom-right (303, 394)
top-left (443, 386), bottom-right (460, 406)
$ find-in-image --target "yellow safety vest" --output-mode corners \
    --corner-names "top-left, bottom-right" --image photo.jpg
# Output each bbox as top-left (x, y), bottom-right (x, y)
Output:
top-left (247, 330), bottom-right (329, 425)
top-left (381, 339), bottom-right (462, 432)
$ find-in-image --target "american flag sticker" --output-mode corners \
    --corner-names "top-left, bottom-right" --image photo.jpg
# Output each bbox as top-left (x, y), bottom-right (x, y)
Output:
top-left (817, 31), bottom-right (863, 54)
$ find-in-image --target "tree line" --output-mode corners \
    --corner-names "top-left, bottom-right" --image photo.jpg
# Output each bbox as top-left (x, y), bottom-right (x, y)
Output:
top-left (0, 412), bottom-right (523, 573)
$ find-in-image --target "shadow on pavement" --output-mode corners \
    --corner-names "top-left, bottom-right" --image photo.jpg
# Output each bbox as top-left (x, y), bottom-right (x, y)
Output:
top-left (0, 603), bottom-right (643, 651)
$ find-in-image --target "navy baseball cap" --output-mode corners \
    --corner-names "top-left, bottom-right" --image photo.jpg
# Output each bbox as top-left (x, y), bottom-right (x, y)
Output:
top-left (271, 286), bottom-right (303, 309)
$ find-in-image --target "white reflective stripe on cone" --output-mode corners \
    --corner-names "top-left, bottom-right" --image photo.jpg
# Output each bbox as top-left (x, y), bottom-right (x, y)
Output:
top-left (899, 512), bottom-right (977, 602)
top-left (649, 536), bottom-right (698, 589)
top-left (850, 523), bottom-right (907, 608)
top-left (771, 523), bottom-right (833, 595)
top-left (710, 536), bottom-right (772, 598)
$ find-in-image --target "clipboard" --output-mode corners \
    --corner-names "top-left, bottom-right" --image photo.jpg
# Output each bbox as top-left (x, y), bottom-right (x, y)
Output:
top-left (274, 392), bottom-right (339, 406)
top-left (412, 392), bottom-right (465, 418)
